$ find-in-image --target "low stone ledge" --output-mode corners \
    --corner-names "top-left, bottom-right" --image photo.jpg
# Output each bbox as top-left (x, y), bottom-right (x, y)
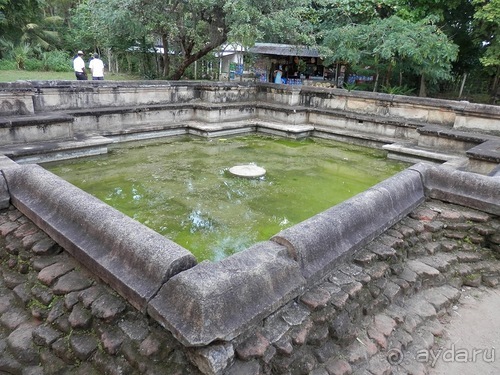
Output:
top-left (0, 155), bottom-right (17, 170)
top-left (147, 241), bottom-right (306, 347)
top-left (0, 86), bottom-right (35, 116)
top-left (271, 168), bottom-right (425, 282)
top-left (413, 163), bottom-right (500, 215)
top-left (418, 125), bottom-right (496, 143)
top-left (1, 164), bottom-right (197, 312)
top-left (0, 173), bottom-right (9, 209)
top-left (256, 122), bottom-right (314, 139)
top-left (466, 139), bottom-right (500, 163)
top-left (0, 113), bottom-right (73, 129)
top-left (0, 135), bottom-right (112, 157)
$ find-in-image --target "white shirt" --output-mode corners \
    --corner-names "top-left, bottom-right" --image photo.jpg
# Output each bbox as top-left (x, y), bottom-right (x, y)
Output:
top-left (89, 58), bottom-right (105, 78)
top-left (73, 56), bottom-right (85, 73)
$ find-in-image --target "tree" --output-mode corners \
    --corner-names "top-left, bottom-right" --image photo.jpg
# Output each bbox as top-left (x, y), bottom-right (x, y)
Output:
top-left (473, 0), bottom-right (500, 98)
top-left (0, 0), bottom-right (66, 65)
top-left (0, 0), bottom-right (42, 43)
top-left (125, 0), bottom-right (314, 79)
top-left (323, 15), bottom-right (458, 95)
top-left (69, 0), bottom-right (145, 73)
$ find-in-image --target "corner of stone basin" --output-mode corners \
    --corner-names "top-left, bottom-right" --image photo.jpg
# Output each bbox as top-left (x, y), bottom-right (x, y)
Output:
top-left (1, 164), bottom-right (198, 313)
top-left (271, 167), bottom-right (426, 283)
top-left (147, 240), bottom-right (306, 347)
top-left (415, 163), bottom-right (500, 216)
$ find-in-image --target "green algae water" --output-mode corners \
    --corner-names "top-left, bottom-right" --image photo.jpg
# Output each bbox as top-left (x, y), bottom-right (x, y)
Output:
top-left (45, 135), bottom-right (409, 262)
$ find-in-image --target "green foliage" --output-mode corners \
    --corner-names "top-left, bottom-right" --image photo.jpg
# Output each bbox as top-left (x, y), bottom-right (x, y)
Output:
top-left (122, 0), bottom-right (314, 79)
top-left (323, 15), bottom-right (458, 92)
top-left (380, 84), bottom-right (415, 95)
top-left (0, 59), bottom-right (17, 70)
top-left (41, 50), bottom-right (73, 72)
top-left (23, 57), bottom-right (44, 71)
top-left (11, 43), bottom-right (31, 69)
top-left (0, 48), bottom-right (73, 72)
top-left (474, 0), bottom-right (500, 68)
top-left (343, 82), bottom-right (358, 91)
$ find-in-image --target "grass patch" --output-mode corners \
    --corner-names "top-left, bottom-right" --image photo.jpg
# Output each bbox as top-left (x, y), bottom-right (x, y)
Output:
top-left (0, 70), bottom-right (141, 82)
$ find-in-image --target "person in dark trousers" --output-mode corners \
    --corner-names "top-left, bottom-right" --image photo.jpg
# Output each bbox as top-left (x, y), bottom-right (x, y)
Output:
top-left (73, 50), bottom-right (87, 80)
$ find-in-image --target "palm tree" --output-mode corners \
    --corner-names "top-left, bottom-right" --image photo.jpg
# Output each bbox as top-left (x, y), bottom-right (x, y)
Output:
top-left (20, 16), bottom-right (63, 51)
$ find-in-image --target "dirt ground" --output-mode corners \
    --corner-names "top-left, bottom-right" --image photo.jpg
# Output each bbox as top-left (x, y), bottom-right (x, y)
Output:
top-left (429, 287), bottom-right (500, 375)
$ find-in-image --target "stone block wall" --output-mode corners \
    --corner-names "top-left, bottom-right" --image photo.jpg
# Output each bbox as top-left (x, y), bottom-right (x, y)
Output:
top-left (217, 199), bottom-right (500, 375)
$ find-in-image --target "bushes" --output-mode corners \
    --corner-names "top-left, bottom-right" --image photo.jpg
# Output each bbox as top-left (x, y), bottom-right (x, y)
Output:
top-left (0, 50), bottom-right (73, 72)
top-left (23, 58), bottom-right (44, 71)
top-left (0, 59), bottom-right (17, 70)
top-left (41, 50), bottom-right (73, 72)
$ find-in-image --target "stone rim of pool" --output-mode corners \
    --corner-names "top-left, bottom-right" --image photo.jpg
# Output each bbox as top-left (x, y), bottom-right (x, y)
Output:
top-left (228, 164), bottom-right (266, 178)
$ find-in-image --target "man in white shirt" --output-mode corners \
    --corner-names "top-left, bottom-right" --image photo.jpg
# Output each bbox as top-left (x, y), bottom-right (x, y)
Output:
top-left (73, 50), bottom-right (87, 80)
top-left (89, 53), bottom-right (105, 80)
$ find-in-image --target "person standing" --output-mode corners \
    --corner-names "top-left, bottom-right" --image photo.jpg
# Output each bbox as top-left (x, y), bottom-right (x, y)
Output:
top-left (73, 50), bottom-right (87, 80)
top-left (274, 65), bottom-right (283, 84)
top-left (89, 53), bottom-right (105, 80)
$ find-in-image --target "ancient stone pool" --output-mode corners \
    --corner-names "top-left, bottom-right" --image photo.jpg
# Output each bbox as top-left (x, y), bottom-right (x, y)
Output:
top-left (44, 135), bottom-right (408, 261)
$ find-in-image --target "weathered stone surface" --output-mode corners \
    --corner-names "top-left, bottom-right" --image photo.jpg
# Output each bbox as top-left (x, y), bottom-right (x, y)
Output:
top-left (33, 325), bottom-right (62, 346)
top-left (274, 335), bottom-right (294, 356)
top-left (52, 271), bottom-right (93, 294)
top-left (37, 261), bottom-right (75, 286)
top-left (31, 237), bottom-right (58, 255)
top-left (118, 318), bottom-right (149, 341)
top-left (90, 293), bottom-right (126, 321)
top-left (281, 301), bottom-right (310, 327)
top-left (148, 241), bottom-right (306, 346)
top-left (236, 332), bottom-right (270, 360)
top-left (69, 333), bottom-right (98, 360)
top-left (189, 343), bottom-right (234, 375)
top-left (68, 303), bottom-right (92, 329)
top-left (7, 322), bottom-right (40, 365)
top-left (46, 299), bottom-right (65, 323)
top-left (406, 298), bottom-right (437, 320)
top-left (31, 284), bottom-right (54, 305)
top-left (99, 327), bottom-right (125, 355)
top-left (0, 222), bottom-right (18, 236)
top-left (368, 242), bottom-right (398, 260)
top-left (405, 260), bottom-right (440, 278)
top-left (226, 359), bottom-right (261, 375)
top-left (21, 231), bottom-right (47, 249)
top-left (300, 287), bottom-right (331, 310)
top-left (373, 314), bottom-right (397, 337)
top-left (0, 175), bottom-right (9, 210)
top-left (0, 308), bottom-right (31, 330)
top-left (421, 288), bottom-right (451, 311)
top-left (325, 358), bottom-right (352, 375)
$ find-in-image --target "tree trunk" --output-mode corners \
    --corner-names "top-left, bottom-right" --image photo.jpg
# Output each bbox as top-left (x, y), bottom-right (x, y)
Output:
top-left (419, 74), bottom-right (427, 97)
top-left (106, 48), bottom-right (113, 73)
top-left (458, 73), bottom-right (467, 98)
top-left (385, 62), bottom-right (393, 87)
top-left (490, 65), bottom-right (499, 104)
top-left (373, 69), bottom-right (380, 92)
top-left (170, 35), bottom-right (228, 80)
top-left (161, 33), bottom-right (170, 78)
